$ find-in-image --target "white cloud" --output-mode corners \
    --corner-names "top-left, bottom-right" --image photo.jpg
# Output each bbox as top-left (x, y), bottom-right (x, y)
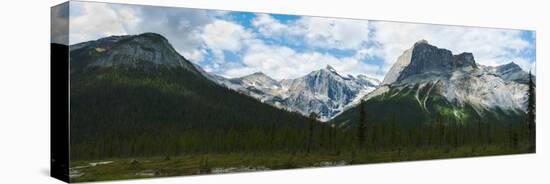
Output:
top-left (180, 49), bottom-right (206, 63)
top-left (198, 19), bottom-right (258, 68)
top-left (221, 42), bottom-right (380, 80)
top-left (370, 21), bottom-right (534, 72)
top-left (222, 14), bottom-right (377, 80)
top-left (293, 17), bottom-right (370, 50)
top-left (201, 20), bottom-right (253, 52)
top-left (252, 14), bottom-right (288, 37)
top-left (251, 14), bottom-right (370, 50)
top-left (69, 2), bottom-right (139, 44)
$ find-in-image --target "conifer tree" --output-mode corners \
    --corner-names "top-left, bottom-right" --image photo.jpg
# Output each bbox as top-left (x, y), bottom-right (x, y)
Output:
top-left (527, 71), bottom-right (536, 152)
top-left (307, 112), bottom-right (318, 154)
top-left (357, 100), bottom-right (367, 149)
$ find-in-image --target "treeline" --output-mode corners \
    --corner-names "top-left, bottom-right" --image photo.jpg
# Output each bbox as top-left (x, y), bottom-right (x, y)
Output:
top-left (70, 114), bottom-right (532, 160)
top-left (70, 109), bottom-right (533, 160)
top-left (351, 103), bottom-right (533, 153)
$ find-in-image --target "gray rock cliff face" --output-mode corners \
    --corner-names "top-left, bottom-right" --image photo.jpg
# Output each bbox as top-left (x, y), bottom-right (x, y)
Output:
top-left (453, 53), bottom-right (477, 68)
top-left (382, 48), bottom-right (413, 85)
top-left (396, 41), bottom-right (454, 81)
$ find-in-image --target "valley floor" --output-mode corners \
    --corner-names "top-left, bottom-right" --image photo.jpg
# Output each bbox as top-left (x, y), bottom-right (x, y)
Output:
top-left (70, 143), bottom-right (532, 182)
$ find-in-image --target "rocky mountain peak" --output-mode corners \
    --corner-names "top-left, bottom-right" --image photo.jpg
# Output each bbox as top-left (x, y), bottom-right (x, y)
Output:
top-left (240, 72), bottom-right (277, 83)
top-left (246, 72), bottom-right (269, 78)
top-left (498, 62), bottom-right (522, 71)
top-left (317, 65), bottom-right (346, 80)
top-left (385, 41), bottom-right (481, 84)
top-left (453, 52), bottom-right (477, 68)
top-left (234, 71), bottom-right (282, 90)
top-left (394, 41), bottom-right (454, 82)
top-left (414, 39), bottom-right (429, 46)
top-left (488, 61), bottom-right (533, 84)
top-left (282, 66), bottom-right (379, 121)
top-left (71, 33), bottom-right (197, 71)
top-left (325, 65), bottom-right (337, 72)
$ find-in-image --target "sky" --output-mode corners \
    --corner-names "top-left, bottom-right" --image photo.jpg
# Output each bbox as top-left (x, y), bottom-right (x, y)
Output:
top-left (52, 1), bottom-right (536, 80)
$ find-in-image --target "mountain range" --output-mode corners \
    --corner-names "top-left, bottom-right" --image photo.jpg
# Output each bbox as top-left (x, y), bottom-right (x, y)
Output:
top-left (68, 33), bottom-right (533, 126)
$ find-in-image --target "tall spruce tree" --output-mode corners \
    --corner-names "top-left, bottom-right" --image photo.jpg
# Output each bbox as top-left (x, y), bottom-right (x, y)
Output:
top-left (527, 71), bottom-right (536, 152)
top-left (307, 112), bottom-right (318, 154)
top-left (357, 100), bottom-right (367, 148)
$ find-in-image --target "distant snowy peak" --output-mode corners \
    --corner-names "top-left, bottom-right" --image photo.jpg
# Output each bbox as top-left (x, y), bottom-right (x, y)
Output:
top-left (324, 65), bottom-right (339, 74)
top-left (286, 65), bottom-right (378, 96)
top-left (485, 62), bottom-right (534, 84)
top-left (309, 65), bottom-right (345, 81)
top-left (201, 65), bottom-right (380, 121)
top-left (233, 72), bottom-right (282, 90)
top-left (284, 65), bottom-right (380, 121)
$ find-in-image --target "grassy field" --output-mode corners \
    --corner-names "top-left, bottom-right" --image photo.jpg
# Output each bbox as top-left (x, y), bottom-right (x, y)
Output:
top-left (70, 143), bottom-right (532, 182)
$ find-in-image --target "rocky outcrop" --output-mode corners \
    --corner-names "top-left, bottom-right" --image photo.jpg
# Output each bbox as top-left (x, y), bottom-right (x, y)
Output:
top-left (387, 40), bottom-right (479, 85)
